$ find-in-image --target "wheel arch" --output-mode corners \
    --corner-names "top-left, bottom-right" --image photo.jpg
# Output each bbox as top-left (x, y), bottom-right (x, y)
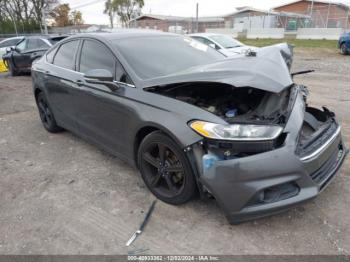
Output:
top-left (34, 87), bottom-right (42, 101)
top-left (133, 124), bottom-right (188, 167)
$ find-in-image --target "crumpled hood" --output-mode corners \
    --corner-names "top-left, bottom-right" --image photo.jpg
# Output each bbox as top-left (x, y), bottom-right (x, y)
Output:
top-left (142, 46), bottom-right (293, 93)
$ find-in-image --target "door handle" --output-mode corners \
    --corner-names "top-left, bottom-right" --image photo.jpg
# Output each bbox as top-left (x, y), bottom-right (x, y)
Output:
top-left (75, 80), bottom-right (84, 86)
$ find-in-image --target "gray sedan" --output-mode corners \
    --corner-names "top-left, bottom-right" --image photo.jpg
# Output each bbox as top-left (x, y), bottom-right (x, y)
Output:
top-left (31, 30), bottom-right (347, 224)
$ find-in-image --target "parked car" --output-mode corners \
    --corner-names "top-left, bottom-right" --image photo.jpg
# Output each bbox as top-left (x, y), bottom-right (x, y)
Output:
top-left (3, 35), bottom-right (67, 76)
top-left (31, 31), bottom-right (347, 224)
top-left (0, 36), bottom-right (23, 57)
top-left (189, 33), bottom-right (257, 56)
top-left (338, 32), bottom-right (350, 55)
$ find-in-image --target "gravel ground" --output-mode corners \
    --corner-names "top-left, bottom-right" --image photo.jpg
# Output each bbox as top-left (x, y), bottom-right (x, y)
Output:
top-left (0, 49), bottom-right (349, 255)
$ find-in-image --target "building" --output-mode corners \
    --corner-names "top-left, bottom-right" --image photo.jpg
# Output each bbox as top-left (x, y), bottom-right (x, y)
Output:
top-left (273, 0), bottom-right (350, 28)
top-left (129, 14), bottom-right (224, 33)
top-left (221, 6), bottom-right (310, 31)
top-left (223, 6), bottom-right (271, 29)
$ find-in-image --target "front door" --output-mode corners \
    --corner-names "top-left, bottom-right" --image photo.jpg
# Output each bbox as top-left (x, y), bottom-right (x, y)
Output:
top-left (72, 39), bottom-right (135, 159)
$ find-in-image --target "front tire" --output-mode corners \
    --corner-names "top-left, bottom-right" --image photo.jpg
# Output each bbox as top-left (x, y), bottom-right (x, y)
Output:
top-left (340, 43), bottom-right (348, 55)
top-left (138, 131), bottom-right (197, 205)
top-left (36, 92), bottom-right (63, 133)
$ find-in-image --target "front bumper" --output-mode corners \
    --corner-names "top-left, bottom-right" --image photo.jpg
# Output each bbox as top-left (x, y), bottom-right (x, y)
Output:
top-left (198, 90), bottom-right (348, 224)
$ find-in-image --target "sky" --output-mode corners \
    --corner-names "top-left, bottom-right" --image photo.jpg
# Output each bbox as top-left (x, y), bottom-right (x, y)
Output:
top-left (65, 0), bottom-right (350, 25)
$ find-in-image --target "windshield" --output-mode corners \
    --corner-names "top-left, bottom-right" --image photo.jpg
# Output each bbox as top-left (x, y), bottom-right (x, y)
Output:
top-left (113, 36), bottom-right (224, 79)
top-left (210, 35), bottom-right (244, 49)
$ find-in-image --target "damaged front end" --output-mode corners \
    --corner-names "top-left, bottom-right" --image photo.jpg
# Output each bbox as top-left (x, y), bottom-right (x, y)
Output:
top-left (147, 82), bottom-right (295, 158)
top-left (144, 46), bottom-right (347, 223)
top-left (184, 85), bottom-right (347, 224)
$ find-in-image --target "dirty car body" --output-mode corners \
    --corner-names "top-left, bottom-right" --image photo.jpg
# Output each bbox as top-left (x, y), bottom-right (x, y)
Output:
top-left (31, 31), bottom-right (347, 224)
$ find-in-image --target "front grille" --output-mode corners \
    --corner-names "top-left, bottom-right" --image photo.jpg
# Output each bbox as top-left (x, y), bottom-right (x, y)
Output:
top-left (310, 143), bottom-right (344, 189)
top-left (297, 121), bottom-right (338, 158)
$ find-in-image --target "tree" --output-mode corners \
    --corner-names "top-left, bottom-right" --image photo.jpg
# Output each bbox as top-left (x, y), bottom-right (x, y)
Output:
top-left (0, 0), bottom-right (58, 33)
top-left (31, 0), bottom-right (58, 27)
top-left (104, 0), bottom-right (115, 28)
top-left (50, 3), bottom-right (72, 27)
top-left (114, 0), bottom-right (143, 27)
top-left (71, 10), bottom-right (83, 25)
top-left (104, 0), bottom-right (143, 28)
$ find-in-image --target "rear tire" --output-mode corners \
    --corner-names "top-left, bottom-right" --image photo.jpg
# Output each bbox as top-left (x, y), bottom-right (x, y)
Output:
top-left (340, 43), bottom-right (348, 55)
top-left (137, 131), bottom-right (197, 205)
top-left (36, 92), bottom-right (63, 133)
top-left (8, 62), bottom-right (18, 76)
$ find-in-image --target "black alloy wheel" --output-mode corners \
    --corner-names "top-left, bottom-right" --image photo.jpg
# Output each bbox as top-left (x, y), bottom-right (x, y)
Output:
top-left (36, 92), bottom-right (63, 133)
top-left (138, 131), bottom-right (197, 205)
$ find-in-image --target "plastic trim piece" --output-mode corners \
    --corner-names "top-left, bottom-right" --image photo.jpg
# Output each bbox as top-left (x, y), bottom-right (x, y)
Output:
top-left (300, 126), bottom-right (341, 162)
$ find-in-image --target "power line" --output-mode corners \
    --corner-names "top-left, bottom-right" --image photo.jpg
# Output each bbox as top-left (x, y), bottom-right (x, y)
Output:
top-left (71, 0), bottom-right (104, 10)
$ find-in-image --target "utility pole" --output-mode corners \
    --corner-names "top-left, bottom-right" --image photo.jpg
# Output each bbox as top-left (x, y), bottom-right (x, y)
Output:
top-left (42, 8), bottom-right (48, 35)
top-left (195, 3), bottom-right (199, 33)
top-left (310, 0), bottom-right (314, 27)
top-left (326, 1), bottom-right (331, 28)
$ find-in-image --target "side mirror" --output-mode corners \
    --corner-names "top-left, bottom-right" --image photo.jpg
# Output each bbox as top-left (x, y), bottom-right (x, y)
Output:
top-left (209, 43), bottom-right (216, 49)
top-left (5, 47), bottom-right (13, 53)
top-left (84, 69), bottom-right (120, 91)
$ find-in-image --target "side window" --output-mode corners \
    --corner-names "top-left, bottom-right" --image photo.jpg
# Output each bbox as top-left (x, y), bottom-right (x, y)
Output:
top-left (53, 40), bottom-right (79, 70)
top-left (203, 39), bottom-right (219, 49)
top-left (46, 46), bottom-right (58, 63)
top-left (79, 40), bottom-right (114, 75)
top-left (115, 60), bottom-right (133, 85)
top-left (37, 39), bottom-right (50, 48)
top-left (193, 37), bottom-right (219, 50)
top-left (27, 39), bottom-right (37, 50)
top-left (16, 40), bottom-right (27, 52)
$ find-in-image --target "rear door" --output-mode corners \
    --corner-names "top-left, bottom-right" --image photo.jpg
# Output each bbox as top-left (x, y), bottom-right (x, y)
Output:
top-left (44, 39), bottom-right (81, 131)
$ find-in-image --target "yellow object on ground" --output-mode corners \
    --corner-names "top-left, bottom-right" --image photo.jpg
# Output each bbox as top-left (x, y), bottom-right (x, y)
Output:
top-left (0, 59), bottom-right (8, 73)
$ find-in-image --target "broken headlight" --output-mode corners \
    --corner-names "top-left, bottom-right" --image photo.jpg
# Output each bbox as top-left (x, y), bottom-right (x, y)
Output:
top-left (190, 121), bottom-right (283, 141)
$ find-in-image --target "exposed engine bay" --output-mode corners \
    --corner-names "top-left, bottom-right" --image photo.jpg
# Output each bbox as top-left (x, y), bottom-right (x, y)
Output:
top-left (147, 82), bottom-right (292, 125)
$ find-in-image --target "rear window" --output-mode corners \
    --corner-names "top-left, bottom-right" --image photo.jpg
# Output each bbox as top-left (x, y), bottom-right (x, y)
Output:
top-left (112, 35), bottom-right (224, 79)
top-left (53, 40), bottom-right (79, 70)
top-left (49, 36), bottom-right (67, 45)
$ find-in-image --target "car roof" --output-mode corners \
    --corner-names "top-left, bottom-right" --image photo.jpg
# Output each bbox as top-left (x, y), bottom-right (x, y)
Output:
top-left (21, 35), bottom-right (67, 40)
top-left (189, 33), bottom-right (222, 37)
top-left (68, 30), bottom-right (179, 41)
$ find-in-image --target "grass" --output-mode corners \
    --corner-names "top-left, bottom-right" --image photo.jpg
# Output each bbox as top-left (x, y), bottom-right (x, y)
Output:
top-left (237, 38), bottom-right (338, 49)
